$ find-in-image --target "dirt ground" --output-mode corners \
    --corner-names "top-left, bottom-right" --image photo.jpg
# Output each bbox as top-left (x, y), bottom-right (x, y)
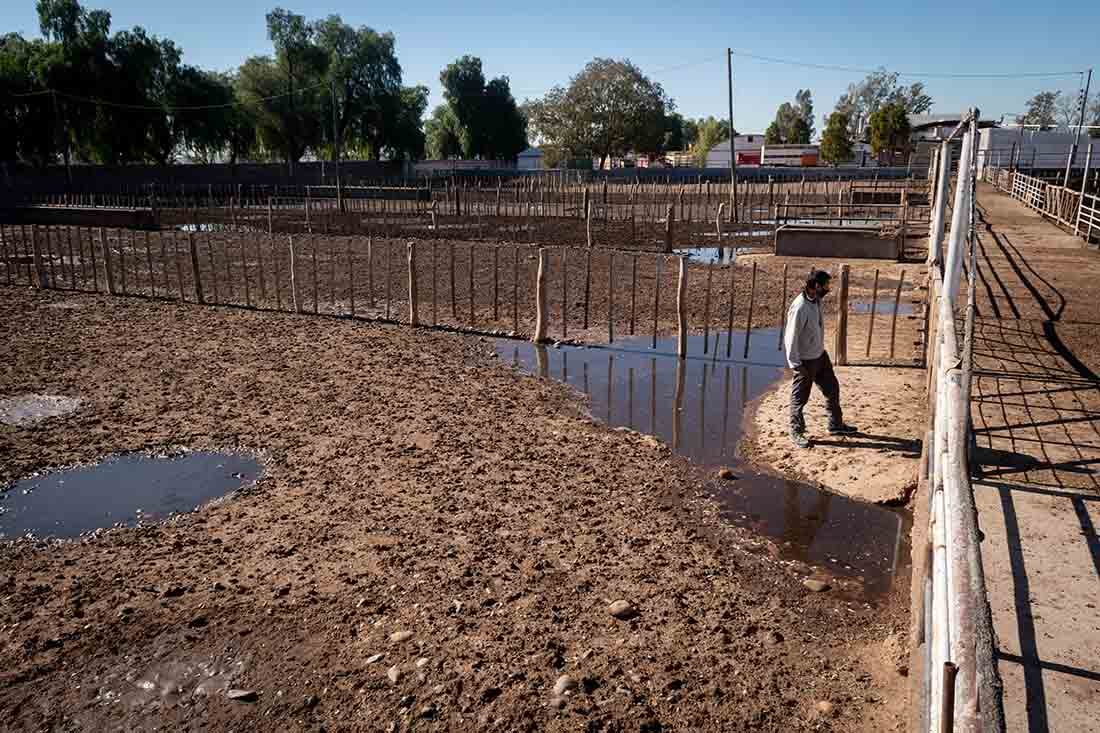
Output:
top-left (741, 367), bottom-right (924, 506)
top-left (0, 285), bottom-right (914, 731)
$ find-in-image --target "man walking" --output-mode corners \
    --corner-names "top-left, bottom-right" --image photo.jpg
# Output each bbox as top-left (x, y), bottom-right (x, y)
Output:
top-left (784, 269), bottom-right (857, 448)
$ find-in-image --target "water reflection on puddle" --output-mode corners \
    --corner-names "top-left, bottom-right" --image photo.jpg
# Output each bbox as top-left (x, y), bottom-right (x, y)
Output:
top-left (496, 330), bottom-right (906, 595)
top-left (0, 451), bottom-right (262, 539)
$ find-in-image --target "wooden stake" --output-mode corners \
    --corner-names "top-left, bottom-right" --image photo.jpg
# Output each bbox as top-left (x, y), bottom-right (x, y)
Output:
top-left (493, 245), bottom-right (500, 321)
top-left (311, 236), bottom-right (319, 313)
top-left (449, 242), bottom-right (457, 319)
top-left (743, 261), bottom-right (756, 359)
top-left (889, 270), bottom-right (906, 360)
top-left (778, 263), bottom-right (788, 350)
top-left (257, 232), bottom-right (267, 301)
top-left (676, 257), bottom-right (688, 358)
top-left (716, 202), bottom-right (725, 240)
top-left (273, 234), bottom-right (283, 310)
top-left (512, 245), bottom-right (519, 334)
top-left (144, 231), bottom-right (155, 297)
top-left (349, 238), bottom-right (356, 317)
top-left (652, 256), bottom-right (662, 349)
top-left (188, 229), bottom-right (204, 304)
top-left (288, 235), bottom-right (299, 313)
top-left (561, 248), bottom-right (569, 337)
top-left (583, 248), bottom-right (592, 329)
top-left (385, 239), bottom-right (392, 319)
top-left (664, 204), bottom-right (674, 253)
top-left (833, 263), bottom-right (850, 365)
top-left (430, 241), bottom-right (437, 325)
top-left (630, 253), bottom-right (638, 336)
top-left (534, 247), bottom-right (548, 342)
top-left (865, 268), bottom-right (880, 358)
top-left (468, 243), bottom-right (475, 326)
top-left (100, 228), bottom-right (117, 294)
top-left (608, 250), bottom-right (615, 343)
top-left (408, 241), bottom-right (419, 325)
top-left (367, 236), bottom-right (375, 309)
top-left (703, 265), bottom-right (713, 353)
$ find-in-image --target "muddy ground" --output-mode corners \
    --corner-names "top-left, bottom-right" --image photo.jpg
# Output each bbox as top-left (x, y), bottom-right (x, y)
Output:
top-left (1, 285), bottom-right (910, 731)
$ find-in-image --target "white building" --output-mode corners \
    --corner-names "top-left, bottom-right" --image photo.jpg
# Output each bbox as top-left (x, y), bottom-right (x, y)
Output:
top-left (517, 147), bottom-right (544, 170)
top-left (704, 134), bottom-right (765, 168)
top-left (978, 127), bottom-right (1100, 176)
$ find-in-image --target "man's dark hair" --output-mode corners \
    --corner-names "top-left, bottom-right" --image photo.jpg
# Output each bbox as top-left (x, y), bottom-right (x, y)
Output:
top-left (806, 269), bottom-right (832, 288)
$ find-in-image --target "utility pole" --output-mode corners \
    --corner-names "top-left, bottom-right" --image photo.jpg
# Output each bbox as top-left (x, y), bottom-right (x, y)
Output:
top-left (1064, 68), bottom-right (1092, 187)
top-left (331, 80), bottom-right (344, 213)
top-left (726, 48), bottom-right (738, 223)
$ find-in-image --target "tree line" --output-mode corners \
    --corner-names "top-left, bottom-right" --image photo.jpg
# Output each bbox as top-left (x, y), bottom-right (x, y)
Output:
top-left (0, 0), bottom-right (530, 169)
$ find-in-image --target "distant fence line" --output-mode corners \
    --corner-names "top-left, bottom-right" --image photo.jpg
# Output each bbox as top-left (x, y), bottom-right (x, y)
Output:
top-left (8, 177), bottom-right (931, 254)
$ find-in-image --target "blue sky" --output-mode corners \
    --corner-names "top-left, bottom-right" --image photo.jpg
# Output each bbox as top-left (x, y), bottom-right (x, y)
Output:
top-left (3, 0), bottom-right (1096, 137)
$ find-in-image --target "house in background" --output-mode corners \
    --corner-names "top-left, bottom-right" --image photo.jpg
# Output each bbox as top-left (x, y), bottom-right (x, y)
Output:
top-left (517, 147), bottom-right (544, 170)
top-left (705, 134), bottom-right (766, 167)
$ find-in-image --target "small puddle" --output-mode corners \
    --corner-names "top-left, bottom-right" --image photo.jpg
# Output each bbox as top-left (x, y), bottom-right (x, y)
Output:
top-left (496, 330), bottom-right (906, 595)
top-left (0, 451), bottom-right (262, 539)
top-left (176, 223), bottom-right (258, 232)
top-left (851, 299), bottom-right (915, 315)
top-left (0, 394), bottom-right (83, 427)
top-left (673, 246), bottom-right (756, 264)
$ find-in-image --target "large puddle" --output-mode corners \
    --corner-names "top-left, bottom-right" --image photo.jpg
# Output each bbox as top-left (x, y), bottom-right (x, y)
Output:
top-left (0, 451), bottom-right (262, 540)
top-left (497, 330), bottom-right (906, 595)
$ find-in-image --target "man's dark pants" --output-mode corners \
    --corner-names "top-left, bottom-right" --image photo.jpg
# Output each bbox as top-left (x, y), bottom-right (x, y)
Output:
top-left (789, 352), bottom-right (843, 434)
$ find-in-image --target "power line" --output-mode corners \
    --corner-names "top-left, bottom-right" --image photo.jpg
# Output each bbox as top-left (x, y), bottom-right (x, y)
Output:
top-left (729, 50), bottom-right (1083, 80)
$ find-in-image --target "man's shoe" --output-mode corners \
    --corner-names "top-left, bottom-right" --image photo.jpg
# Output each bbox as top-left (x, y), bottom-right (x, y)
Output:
top-left (790, 431), bottom-right (812, 449)
top-left (828, 423), bottom-right (859, 436)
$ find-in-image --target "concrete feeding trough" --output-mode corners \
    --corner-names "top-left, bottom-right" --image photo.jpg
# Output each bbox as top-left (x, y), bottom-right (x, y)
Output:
top-left (0, 394), bottom-right (83, 427)
top-left (775, 222), bottom-right (901, 260)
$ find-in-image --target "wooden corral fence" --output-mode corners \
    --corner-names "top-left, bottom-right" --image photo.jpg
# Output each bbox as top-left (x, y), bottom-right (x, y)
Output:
top-left (0, 223), bottom-right (922, 364)
top-left (12, 175), bottom-right (929, 255)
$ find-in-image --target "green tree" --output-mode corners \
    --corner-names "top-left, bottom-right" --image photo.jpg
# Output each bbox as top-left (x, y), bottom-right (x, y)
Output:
top-left (526, 58), bottom-right (670, 168)
top-left (869, 102), bottom-right (911, 159)
top-left (424, 104), bottom-right (463, 159)
top-left (692, 116), bottom-right (729, 167)
top-left (834, 69), bottom-right (932, 138)
top-left (439, 55), bottom-right (526, 160)
top-left (819, 111), bottom-right (853, 166)
top-left (1017, 91), bottom-right (1059, 130)
top-left (765, 98), bottom-right (811, 145)
top-left (173, 69), bottom-right (255, 164)
top-left (258, 7), bottom-right (327, 170)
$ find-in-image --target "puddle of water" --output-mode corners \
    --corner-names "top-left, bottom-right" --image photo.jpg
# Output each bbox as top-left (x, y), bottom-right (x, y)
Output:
top-left (0, 451), bottom-right (262, 539)
top-left (496, 330), bottom-right (905, 595)
top-left (673, 246), bottom-right (758, 264)
top-left (0, 394), bottom-right (83, 427)
top-left (851, 299), bottom-right (915, 315)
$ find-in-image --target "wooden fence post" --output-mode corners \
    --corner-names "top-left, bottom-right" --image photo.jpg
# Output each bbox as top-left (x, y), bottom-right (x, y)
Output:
top-left (664, 204), bottom-right (675, 253)
top-left (676, 256), bottom-right (688, 358)
top-left (100, 228), bottom-right (117, 295)
top-left (833, 263), bottom-right (849, 365)
top-left (586, 198), bottom-right (593, 247)
top-left (534, 247), bottom-right (548, 342)
top-left (716, 202), bottom-right (725, 240)
top-left (187, 228), bottom-right (202, 303)
top-left (30, 225), bottom-right (49, 289)
top-left (743, 261), bottom-right (757, 359)
top-left (407, 241), bottom-right (419, 326)
top-left (865, 268), bottom-right (880, 358)
top-left (889, 270), bottom-right (905, 360)
top-left (288, 235), bottom-right (299, 313)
